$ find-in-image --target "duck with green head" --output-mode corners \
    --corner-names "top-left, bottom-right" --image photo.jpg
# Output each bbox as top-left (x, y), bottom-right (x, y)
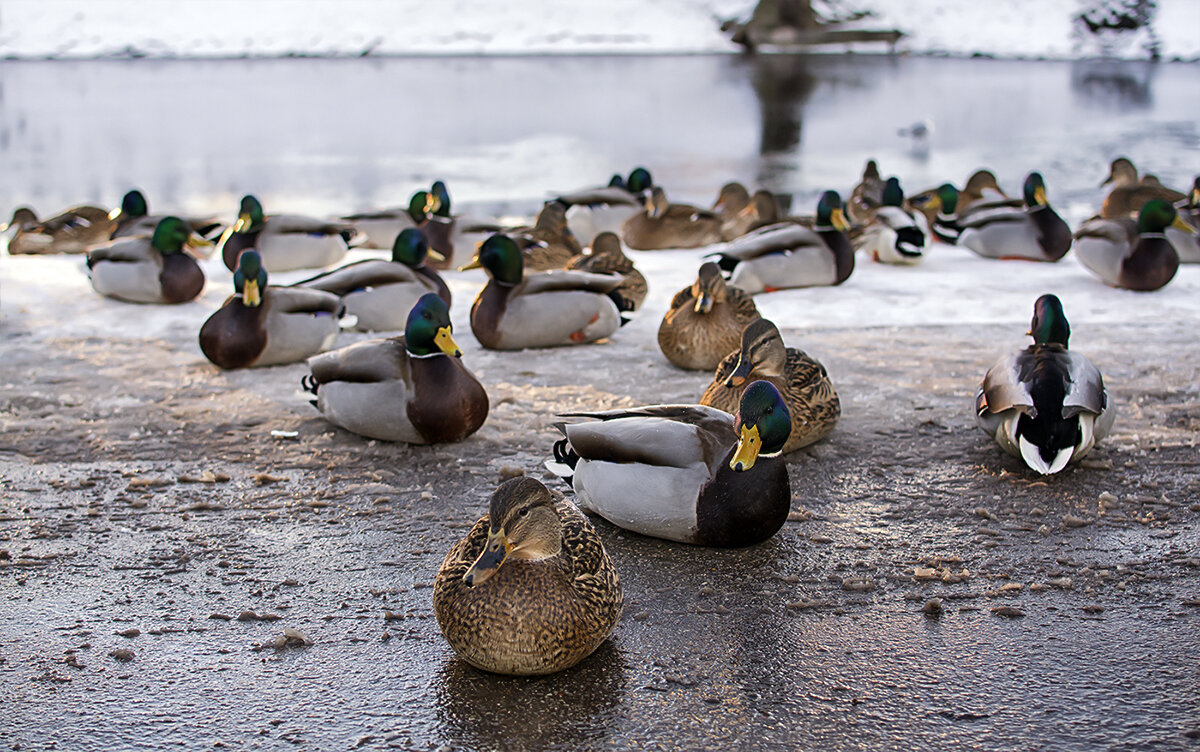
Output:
top-left (109, 189), bottom-right (222, 241)
top-left (1166, 175), bottom-right (1200, 264)
top-left (853, 176), bottom-right (929, 264)
top-left (433, 476), bottom-right (622, 676)
top-left (557, 166), bottom-right (654, 242)
top-left (461, 233), bottom-right (624, 350)
top-left (709, 190), bottom-right (854, 293)
top-left (958, 172), bottom-right (1072, 262)
top-left (218, 194), bottom-right (355, 273)
top-left (86, 216), bottom-right (209, 304)
top-left (976, 294), bottom-right (1114, 475)
top-left (658, 261), bottom-right (760, 370)
top-left (304, 293), bottom-right (487, 443)
top-left (546, 380), bottom-right (792, 547)
top-left (1074, 198), bottom-right (1194, 291)
top-left (2, 203), bottom-right (115, 255)
top-left (199, 250), bottom-right (344, 368)
top-left (291, 228), bottom-right (450, 332)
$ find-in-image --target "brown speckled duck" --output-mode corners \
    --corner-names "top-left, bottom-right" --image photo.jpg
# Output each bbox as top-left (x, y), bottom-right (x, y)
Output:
top-left (657, 262), bottom-right (760, 371)
top-left (512, 201), bottom-right (583, 271)
top-left (565, 231), bottom-right (648, 312)
top-left (3, 204), bottom-right (115, 255)
top-left (621, 187), bottom-right (723, 250)
top-left (1100, 157), bottom-right (1186, 219)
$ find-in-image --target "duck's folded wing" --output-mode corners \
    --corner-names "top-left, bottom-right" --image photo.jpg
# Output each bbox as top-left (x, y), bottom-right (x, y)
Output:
top-left (520, 270), bottom-right (622, 295)
top-left (560, 405), bottom-right (735, 470)
top-left (1073, 217), bottom-right (1136, 245)
top-left (267, 287), bottom-right (345, 315)
top-left (555, 186), bottom-right (639, 208)
top-left (709, 223), bottom-right (822, 262)
top-left (267, 214), bottom-right (356, 236)
top-left (977, 350), bottom-right (1035, 417)
top-left (293, 261), bottom-right (419, 295)
top-left (307, 336), bottom-right (409, 384)
top-left (1062, 352), bottom-right (1107, 417)
top-left (86, 237), bottom-right (153, 266)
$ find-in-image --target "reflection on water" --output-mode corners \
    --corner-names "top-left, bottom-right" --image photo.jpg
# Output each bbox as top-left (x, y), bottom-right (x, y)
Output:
top-left (1069, 59), bottom-right (1157, 109)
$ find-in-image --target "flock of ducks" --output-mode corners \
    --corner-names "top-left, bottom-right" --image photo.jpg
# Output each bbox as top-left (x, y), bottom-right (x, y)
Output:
top-left (3, 156), bottom-right (1194, 676)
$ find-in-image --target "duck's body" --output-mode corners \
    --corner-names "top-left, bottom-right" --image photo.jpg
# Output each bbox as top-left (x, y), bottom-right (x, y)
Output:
top-left (547, 381), bottom-right (792, 547)
top-left (86, 217), bottom-right (207, 304)
top-left (3, 205), bottom-right (115, 255)
top-left (622, 187), bottom-right (723, 250)
top-left (958, 172), bottom-right (1072, 262)
top-left (658, 262), bottom-right (760, 371)
top-left (463, 234), bottom-right (623, 350)
top-left (305, 294), bottom-right (486, 443)
top-left (434, 477), bottom-right (622, 676)
top-left (110, 190), bottom-right (222, 241)
top-left (700, 319), bottom-right (838, 453)
top-left (218, 195), bottom-right (353, 273)
top-left (199, 251), bottom-right (343, 368)
top-left (976, 294), bottom-right (1114, 474)
top-left (712, 191), bottom-right (853, 294)
top-left (511, 202), bottom-right (583, 271)
top-left (1074, 199), bottom-right (1191, 291)
top-left (558, 170), bottom-right (650, 243)
top-left (853, 177), bottom-right (930, 265)
top-left (909, 172), bottom-right (1011, 244)
top-left (1100, 157), bottom-right (1186, 219)
top-left (565, 231), bottom-right (648, 312)
top-left (1166, 176), bottom-right (1200, 264)
top-left (337, 207), bottom-right (416, 250)
top-left (847, 159), bottom-right (884, 225)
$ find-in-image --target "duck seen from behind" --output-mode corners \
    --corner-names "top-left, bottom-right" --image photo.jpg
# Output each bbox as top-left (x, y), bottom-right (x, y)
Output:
top-left (86, 216), bottom-right (208, 304)
top-left (853, 177), bottom-right (929, 265)
top-left (218, 194), bottom-right (355, 273)
top-left (1073, 199), bottom-right (1193, 291)
top-left (657, 262), bottom-right (761, 371)
top-left (957, 172), bottom-right (1072, 262)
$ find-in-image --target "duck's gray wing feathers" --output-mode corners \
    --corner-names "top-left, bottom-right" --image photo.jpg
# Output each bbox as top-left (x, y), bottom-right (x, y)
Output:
top-left (293, 260), bottom-right (421, 295)
top-left (558, 404), bottom-right (736, 473)
top-left (709, 223), bottom-right (824, 262)
top-left (307, 336), bottom-right (409, 384)
top-left (519, 270), bottom-right (623, 295)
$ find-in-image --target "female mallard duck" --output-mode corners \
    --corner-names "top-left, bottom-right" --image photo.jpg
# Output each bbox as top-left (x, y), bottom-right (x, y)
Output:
top-left (621, 187), bottom-right (723, 250)
top-left (657, 262), bottom-right (760, 370)
top-left (852, 177), bottom-right (930, 265)
top-left (546, 380), bottom-right (791, 547)
top-left (199, 250), bottom-right (344, 368)
top-left (217, 194), bottom-right (355, 273)
top-left (975, 294), bottom-right (1114, 474)
top-left (957, 172), bottom-right (1072, 262)
top-left (109, 189), bottom-right (222, 240)
top-left (511, 201), bottom-right (583, 271)
top-left (713, 181), bottom-right (751, 234)
top-left (558, 167), bottom-right (653, 242)
top-left (1074, 199), bottom-right (1193, 291)
top-left (1167, 176), bottom-right (1200, 263)
top-left (847, 159), bottom-right (884, 225)
top-left (565, 231), bottom-right (648, 312)
top-left (433, 476), bottom-right (622, 676)
top-left (719, 189), bottom-right (781, 242)
top-left (461, 233), bottom-right (624, 350)
top-left (708, 190), bottom-right (853, 294)
top-left (3, 204), bottom-right (115, 255)
top-left (303, 293), bottom-right (487, 443)
top-left (86, 216), bottom-right (208, 304)
top-left (909, 170), bottom-right (1012, 235)
top-left (700, 318), bottom-right (839, 453)
top-left (1100, 157), bottom-right (1186, 219)
top-left (291, 228), bottom-right (450, 332)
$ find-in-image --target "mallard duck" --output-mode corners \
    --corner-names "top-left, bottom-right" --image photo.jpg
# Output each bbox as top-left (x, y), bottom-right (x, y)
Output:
top-left (847, 159), bottom-right (884, 225)
top-left (621, 187), bottom-right (723, 250)
top-left (1167, 176), bottom-right (1200, 264)
top-left (909, 171), bottom-right (1012, 240)
top-left (700, 318), bottom-right (839, 453)
top-left (433, 476), bottom-right (622, 676)
top-left (975, 294), bottom-right (1114, 474)
top-left (565, 231), bottom-right (648, 312)
top-left (2, 204), bottom-right (115, 255)
top-left (303, 293), bottom-right (487, 443)
top-left (557, 169), bottom-right (651, 242)
top-left (853, 177), bottom-right (930, 265)
top-left (957, 172), bottom-right (1072, 262)
top-left (338, 202), bottom-right (418, 251)
top-left (708, 190), bottom-right (853, 293)
top-left (217, 194), bottom-right (354, 273)
top-left (1100, 157), bottom-right (1186, 219)
top-left (86, 216), bottom-right (208, 304)
top-left (719, 189), bottom-right (781, 242)
top-left (657, 262), bottom-right (760, 370)
top-left (546, 380), bottom-right (791, 547)
top-left (461, 234), bottom-right (624, 350)
top-left (199, 250), bottom-right (344, 368)
top-left (511, 202), bottom-right (583, 271)
top-left (908, 183), bottom-right (963, 244)
top-left (1073, 199), bottom-right (1192, 291)
top-left (109, 189), bottom-right (222, 240)
top-left (291, 228), bottom-right (450, 332)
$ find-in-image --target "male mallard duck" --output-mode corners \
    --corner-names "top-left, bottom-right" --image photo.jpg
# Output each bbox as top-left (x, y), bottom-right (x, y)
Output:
top-left (433, 476), bottom-right (622, 676)
top-left (218, 194), bottom-right (355, 273)
top-left (1100, 157), bottom-right (1186, 218)
top-left (658, 262), bottom-right (760, 370)
top-left (199, 250), bottom-right (344, 368)
top-left (853, 177), bottom-right (930, 265)
top-left (565, 231), bottom-right (648, 312)
top-left (109, 189), bottom-right (222, 240)
top-left (558, 168), bottom-right (652, 242)
top-left (847, 159), bottom-right (884, 225)
top-left (292, 228), bottom-right (450, 332)
top-left (708, 190), bottom-right (853, 294)
top-left (909, 183), bottom-right (963, 244)
top-left (621, 187), bottom-right (723, 250)
top-left (511, 202), bottom-right (583, 271)
top-left (719, 189), bottom-right (781, 242)
top-left (700, 318), bottom-right (839, 453)
top-left (461, 234), bottom-right (624, 350)
top-left (909, 171), bottom-right (1012, 242)
top-left (975, 294), bottom-right (1114, 474)
top-left (303, 293), bottom-right (487, 443)
top-left (2, 204), bottom-right (115, 255)
top-left (546, 380), bottom-right (791, 547)
top-left (958, 172), bottom-right (1072, 262)
top-left (86, 216), bottom-right (208, 304)
top-left (1167, 176), bottom-right (1200, 263)
top-left (1073, 199), bottom-right (1192, 291)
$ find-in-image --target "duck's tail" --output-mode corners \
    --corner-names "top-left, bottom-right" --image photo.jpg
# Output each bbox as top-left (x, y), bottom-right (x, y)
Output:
top-left (544, 437), bottom-right (579, 486)
top-left (300, 374), bottom-right (320, 407)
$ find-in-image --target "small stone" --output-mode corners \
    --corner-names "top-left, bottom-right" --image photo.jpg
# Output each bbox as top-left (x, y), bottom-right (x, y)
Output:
top-left (252, 473), bottom-right (285, 486)
top-left (841, 576), bottom-right (874, 592)
top-left (1082, 604), bottom-right (1104, 614)
top-left (497, 466), bottom-right (525, 481)
top-left (913, 567), bottom-right (939, 581)
top-left (109, 648), bottom-right (135, 662)
top-left (810, 534), bottom-right (832, 544)
top-left (1063, 514), bottom-right (1090, 528)
top-left (972, 507), bottom-right (997, 521)
top-left (990, 606), bottom-right (1025, 618)
top-left (697, 587), bottom-right (714, 598)
top-left (116, 628), bottom-right (141, 638)
top-left (1037, 525), bottom-right (1050, 536)
top-left (209, 613), bottom-right (233, 621)
top-left (922, 598), bottom-right (943, 617)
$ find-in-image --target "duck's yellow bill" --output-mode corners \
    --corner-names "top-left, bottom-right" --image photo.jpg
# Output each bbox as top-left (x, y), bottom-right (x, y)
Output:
top-left (427, 247), bottom-right (446, 262)
top-left (1172, 215), bottom-right (1197, 234)
top-left (107, 207), bottom-right (123, 221)
top-left (458, 256), bottom-right (483, 271)
top-left (243, 278), bottom-right (262, 307)
top-left (694, 291), bottom-right (714, 314)
top-left (832, 207), bottom-right (849, 232)
top-left (233, 212), bottom-right (252, 233)
top-left (187, 234), bottom-right (214, 249)
top-left (1034, 185), bottom-right (1047, 207)
top-left (435, 326), bottom-right (462, 357)
top-left (464, 529), bottom-right (510, 587)
top-left (730, 424), bottom-right (761, 472)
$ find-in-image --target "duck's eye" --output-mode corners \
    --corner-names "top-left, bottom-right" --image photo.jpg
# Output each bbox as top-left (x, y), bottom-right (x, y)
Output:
top-left (518, 507), bottom-right (529, 517)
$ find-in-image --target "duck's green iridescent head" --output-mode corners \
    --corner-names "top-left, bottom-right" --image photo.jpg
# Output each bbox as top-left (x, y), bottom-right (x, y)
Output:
top-left (430, 181), bottom-right (451, 218)
top-left (405, 292), bottom-right (461, 358)
top-left (234, 250), bottom-right (268, 308)
top-left (626, 167), bottom-right (653, 194)
top-left (935, 183), bottom-right (959, 215)
top-left (408, 191), bottom-right (434, 223)
top-left (816, 190), bottom-right (849, 232)
top-left (150, 216), bottom-right (194, 255)
top-left (459, 233), bottom-right (524, 285)
top-left (730, 380), bottom-right (791, 472)
top-left (120, 190), bottom-right (149, 218)
top-left (1029, 293), bottom-right (1069, 348)
top-left (1023, 172), bottom-right (1048, 208)
top-left (392, 228), bottom-right (432, 267)
top-left (882, 177), bottom-right (905, 207)
top-left (608, 174), bottom-right (626, 189)
top-left (1137, 199), bottom-right (1192, 235)
top-left (235, 195), bottom-right (265, 233)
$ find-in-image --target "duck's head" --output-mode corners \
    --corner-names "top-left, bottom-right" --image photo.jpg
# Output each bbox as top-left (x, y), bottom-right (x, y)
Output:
top-left (430, 181), bottom-right (451, 218)
top-left (1102, 157), bottom-right (1138, 188)
top-left (152, 216), bottom-right (211, 255)
top-left (816, 190), bottom-right (849, 231)
top-left (535, 201), bottom-right (570, 233)
top-left (747, 191), bottom-right (779, 223)
top-left (1137, 199), bottom-right (1194, 235)
top-left (964, 170), bottom-right (1006, 198)
top-left (608, 174), bottom-right (627, 190)
top-left (2, 207), bottom-right (39, 232)
top-left (645, 187), bottom-right (670, 218)
top-left (1023, 172), bottom-right (1049, 208)
top-left (233, 250), bottom-right (268, 307)
top-left (730, 381), bottom-right (791, 471)
top-left (590, 231), bottom-right (624, 260)
top-left (691, 262), bottom-right (728, 314)
top-left (862, 159), bottom-right (881, 181)
top-left (626, 167), bottom-right (653, 194)
top-left (112, 189), bottom-right (149, 221)
top-left (391, 227), bottom-right (445, 267)
top-left (234, 195), bottom-right (265, 233)
top-left (1028, 294), bottom-right (1070, 348)
top-left (714, 182), bottom-right (751, 213)
top-left (463, 477), bottom-right (562, 587)
top-left (726, 319), bottom-right (787, 388)
top-left (404, 293), bottom-right (461, 358)
top-left (459, 233), bottom-right (524, 284)
top-left (881, 177), bottom-right (905, 208)
top-left (408, 191), bottom-right (435, 223)
top-left (931, 184), bottom-right (959, 215)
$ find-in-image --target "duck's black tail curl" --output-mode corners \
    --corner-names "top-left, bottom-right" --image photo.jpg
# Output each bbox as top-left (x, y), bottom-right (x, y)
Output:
top-left (546, 437), bottom-right (579, 486)
top-left (301, 374), bottom-right (320, 407)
